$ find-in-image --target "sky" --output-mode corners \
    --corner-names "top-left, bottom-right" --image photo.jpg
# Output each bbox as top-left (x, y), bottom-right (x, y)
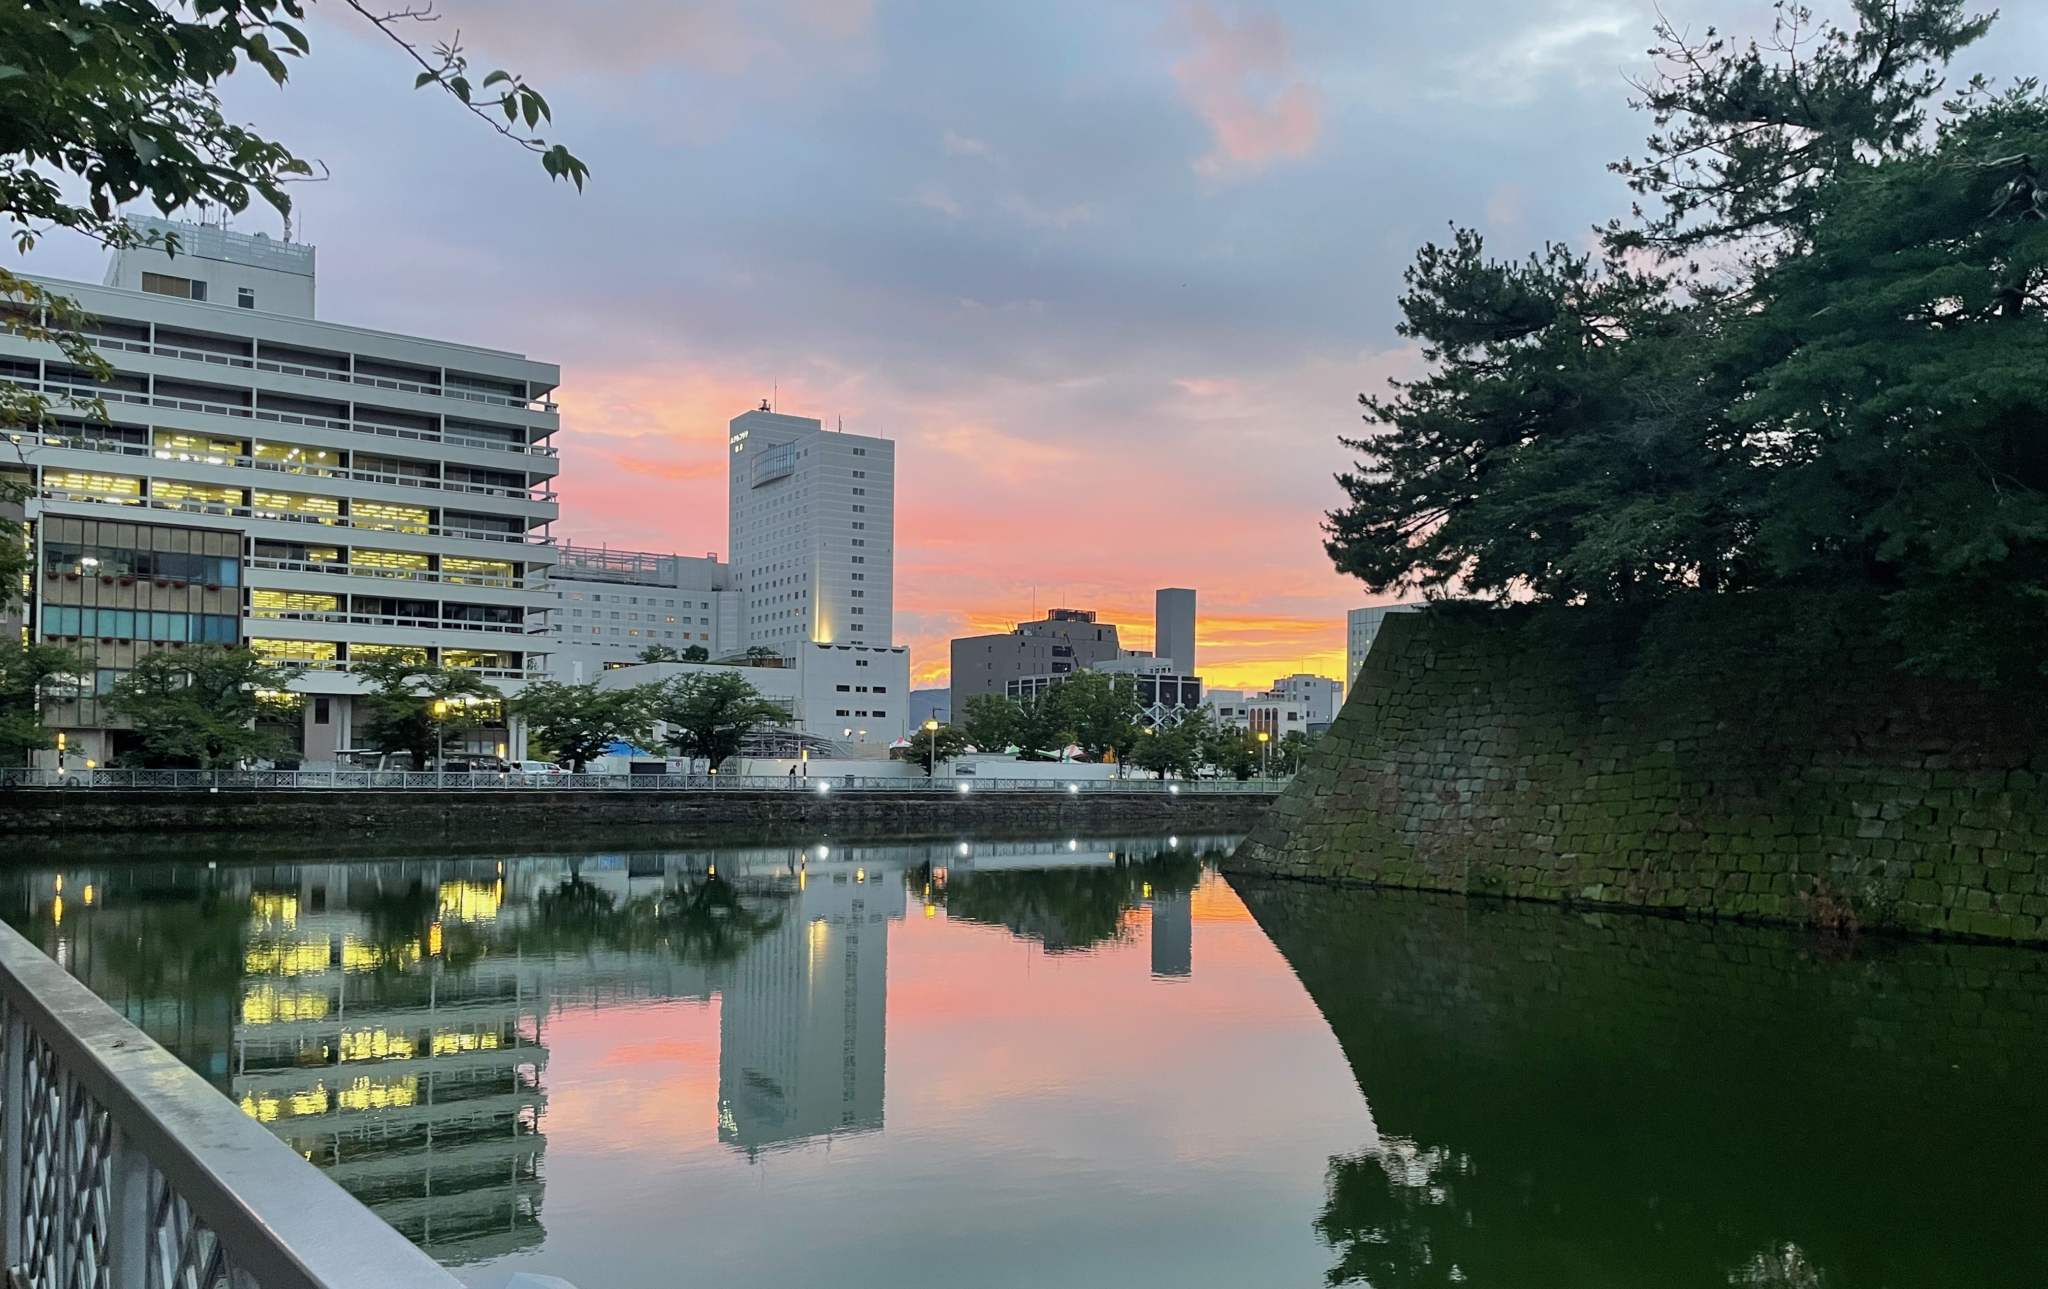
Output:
top-left (15, 0), bottom-right (2046, 689)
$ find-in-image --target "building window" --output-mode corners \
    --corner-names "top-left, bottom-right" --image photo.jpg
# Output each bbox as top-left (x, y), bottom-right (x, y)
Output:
top-left (313, 697), bottom-right (331, 724)
top-left (237, 287), bottom-right (256, 309)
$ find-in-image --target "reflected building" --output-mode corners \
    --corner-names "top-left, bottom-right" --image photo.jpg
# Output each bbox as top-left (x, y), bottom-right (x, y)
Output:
top-left (1149, 892), bottom-right (1191, 978)
top-left (2, 833), bottom-right (1235, 1263)
top-left (717, 860), bottom-right (902, 1154)
top-left (232, 870), bottom-right (548, 1263)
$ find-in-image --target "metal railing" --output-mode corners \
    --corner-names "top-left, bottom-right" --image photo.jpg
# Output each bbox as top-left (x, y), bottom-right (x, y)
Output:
top-left (0, 921), bottom-right (458, 1289)
top-left (0, 768), bottom-right (1288, 793)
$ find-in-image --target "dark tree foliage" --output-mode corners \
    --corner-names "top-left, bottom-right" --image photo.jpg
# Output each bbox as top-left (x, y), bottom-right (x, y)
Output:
top-left (104, 643), bottom-right (293, 767)
top-left (1328, 1), bottom-right (2048, 683)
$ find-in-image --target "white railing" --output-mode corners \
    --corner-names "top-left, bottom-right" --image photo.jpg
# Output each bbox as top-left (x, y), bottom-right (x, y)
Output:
top-left (0, 921), bottom-right (459, 1289)
top-left (0, 768), bottom-right (1288, 793)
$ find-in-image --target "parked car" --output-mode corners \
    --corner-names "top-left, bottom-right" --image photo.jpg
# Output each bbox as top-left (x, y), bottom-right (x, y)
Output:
top-left (517, 760), bottom-right (566, 776)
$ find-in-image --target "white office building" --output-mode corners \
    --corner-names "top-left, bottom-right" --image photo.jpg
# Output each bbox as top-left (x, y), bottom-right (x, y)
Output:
top-left (727, 406), bottom-right (893, 649)
top-left (1269, 673), bottom-right (1344, 728)
top-left (4, 217), bottom-right (561, 766)
top-left (1347, 603), bottom-right (1424, 685)
top-left (544, 543), bottom-right (738, 682)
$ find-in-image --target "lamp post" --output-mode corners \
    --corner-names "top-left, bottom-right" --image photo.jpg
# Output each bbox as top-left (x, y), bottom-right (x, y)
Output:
top-left (924, 718), bottom-right (939, 778)
top-left (1257, 729), bottom-right (1270, 783)
top-left (432, 699), bottom-right (448, 779)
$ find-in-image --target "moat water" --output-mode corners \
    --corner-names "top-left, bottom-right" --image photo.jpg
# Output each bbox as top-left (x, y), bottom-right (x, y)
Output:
top-left (6, 833), bottom-right (2045, 1287)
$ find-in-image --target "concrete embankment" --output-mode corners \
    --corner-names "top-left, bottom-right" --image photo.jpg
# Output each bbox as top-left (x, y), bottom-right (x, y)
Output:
top-left (0, 787), bottom-right (1277, 838)
top-left (1229, 607), bottom-right (2048, 945)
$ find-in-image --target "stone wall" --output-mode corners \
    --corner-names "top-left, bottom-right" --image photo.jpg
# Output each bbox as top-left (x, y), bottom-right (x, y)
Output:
top-left (1228, 606), bottom-right (2048, 943)
top-left (0, 787), bottom-right (1275, 839)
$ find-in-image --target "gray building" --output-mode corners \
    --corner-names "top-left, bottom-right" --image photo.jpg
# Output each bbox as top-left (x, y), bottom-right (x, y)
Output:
top-left (544, 543), bottom-right (737, 681)
top-left (949, 608), bottom-right (1124, 717)
top-left (1154, 587), bottom-right (1196, 671)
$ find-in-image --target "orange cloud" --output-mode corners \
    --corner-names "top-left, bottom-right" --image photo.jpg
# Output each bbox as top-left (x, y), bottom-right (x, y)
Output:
top-left (1172, 3), bottom-right (1324, 179)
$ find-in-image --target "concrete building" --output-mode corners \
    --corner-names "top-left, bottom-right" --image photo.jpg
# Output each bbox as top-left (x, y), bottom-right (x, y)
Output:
top-left (1154, 587), bottom-right (1196, 671)
top-left (4, 217), bottom-right (560, 766)
top-left (1269, 673), bottom-right (1344, 728)
top-left (950, 608), bottom-right (1125, 716)
top-left (727, 407), bottom-right (893, 650)
top-left (1206, 686), bottom-right (1309, 741)
top-left (544, 543), bottom-right (736, 682)
top-left (592, 644), bottom-right (911, 750)
top-left (1347, 604), bottom-right (1424, 685)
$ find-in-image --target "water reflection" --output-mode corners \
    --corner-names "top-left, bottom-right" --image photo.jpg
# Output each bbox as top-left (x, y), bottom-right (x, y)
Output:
top-left (2, 834), bottom-right (1236, 1267)
top-left (1234, 879), bottom-right (2048, 1288)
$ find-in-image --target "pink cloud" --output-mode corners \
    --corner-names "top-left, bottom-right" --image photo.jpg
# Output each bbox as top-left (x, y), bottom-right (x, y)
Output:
top-left (1172, 3), bottom-right (1324, 179)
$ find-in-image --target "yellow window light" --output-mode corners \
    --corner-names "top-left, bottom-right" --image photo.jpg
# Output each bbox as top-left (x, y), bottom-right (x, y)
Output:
top-left (251, 589), bottom-right (339, 615)
top-left (47, 471), bottom-right (142, 500)
top-left (252, 491), bottom-right (342, 520)
top-left (249, 638), bottom-right (338, 663)
top-left (350, 500), bottom-right (431, 533)
top-left (350, 548), bottom-right (430, 571)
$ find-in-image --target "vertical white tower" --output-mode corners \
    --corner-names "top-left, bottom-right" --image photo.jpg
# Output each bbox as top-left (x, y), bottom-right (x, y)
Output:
top-left (727, 406), bottom-right (894, 650)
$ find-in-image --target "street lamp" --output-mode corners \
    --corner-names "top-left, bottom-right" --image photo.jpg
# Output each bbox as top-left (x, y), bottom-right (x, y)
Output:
top-left (432, 699), bottom-right (448, 775)
top-left (924, 718), bottom-right (939, 777)
top-left (1257, 729), bottom-right (1270, 782)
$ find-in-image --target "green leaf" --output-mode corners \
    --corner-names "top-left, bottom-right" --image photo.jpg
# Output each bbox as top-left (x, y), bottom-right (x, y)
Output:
top-left (414, 70), bottom-right (437, 89)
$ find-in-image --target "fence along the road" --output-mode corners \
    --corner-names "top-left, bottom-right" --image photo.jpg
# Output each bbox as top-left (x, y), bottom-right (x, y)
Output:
top-left (0, 920), bottom-right (460, 1289)
top-left (0, 769), bottom-right (1288, 793)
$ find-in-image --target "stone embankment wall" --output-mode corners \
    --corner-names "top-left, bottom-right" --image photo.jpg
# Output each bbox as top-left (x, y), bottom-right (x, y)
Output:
top-left (1, 788), bottom-right (1274, 839)
top-left (1229, 607), bottom-right (2048, 944)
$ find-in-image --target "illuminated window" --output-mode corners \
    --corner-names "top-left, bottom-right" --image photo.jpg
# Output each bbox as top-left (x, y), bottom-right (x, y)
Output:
top-left (46, 471), bottom-right (142, 500)
top-left (253, 442), bottom-right (339, 471)
top-left (441, 556), bottom-right (513, 584)
top-left (250, 638), bottom-right (337, 663)
top-left (252, 491), bottom-right (342, 521)
top-left (349, 644), bottom-right (430, 665)
top-left (442, 649), bottom-right (513, 670)
top-left (151, 480), bottom-right (245, 507)
top-left (152, 430), bottom-right (248, 459)
top-left (350, 548), bottom-right (429, 572)
top-left (251, 590), bottom-right (340, 616)
top-left (349, 500), bottom-right (431, 533)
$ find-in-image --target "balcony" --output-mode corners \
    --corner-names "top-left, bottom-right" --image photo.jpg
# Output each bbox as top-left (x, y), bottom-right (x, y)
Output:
top-left (41, 489), bottom-right (554, 545)
top-left (86, 334), bottom-right (560, 413)
top-left (16, 381), bottom-right (558, 458)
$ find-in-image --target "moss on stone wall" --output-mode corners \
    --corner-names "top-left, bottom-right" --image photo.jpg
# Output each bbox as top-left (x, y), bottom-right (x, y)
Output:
top-left (1228, 605), bottom-right (2048, 943)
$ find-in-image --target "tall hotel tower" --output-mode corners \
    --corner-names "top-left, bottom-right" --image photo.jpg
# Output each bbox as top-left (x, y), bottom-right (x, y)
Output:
top-left (726, 407), bottom-right (894, 649)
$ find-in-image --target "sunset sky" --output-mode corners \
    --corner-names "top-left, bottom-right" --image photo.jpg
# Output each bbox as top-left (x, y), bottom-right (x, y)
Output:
top-left (16, 0), bottom-right (2043, 689)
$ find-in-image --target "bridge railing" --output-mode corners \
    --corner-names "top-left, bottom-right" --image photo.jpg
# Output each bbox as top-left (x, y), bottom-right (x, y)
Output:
top-left (0, 920), bottom-right (461, 1289)
top-left (0, 768), bottom-right (1288, 793)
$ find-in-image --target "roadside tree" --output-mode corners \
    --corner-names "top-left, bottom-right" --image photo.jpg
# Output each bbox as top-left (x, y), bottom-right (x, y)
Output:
top-left (105, 645), bottom-right (294, 768)
top-left (959, 693), bottom-right (1021, 752)
top-left (902, 724), bottom-right (971, 776)
top-left (0, 640), bottom-right (85, 765)
top-left (516, 680), bottom-right (659, 772)
top-left (354, 653), bottom-right (502, 768)
top-left (655, 672), bottom-right (785, 770)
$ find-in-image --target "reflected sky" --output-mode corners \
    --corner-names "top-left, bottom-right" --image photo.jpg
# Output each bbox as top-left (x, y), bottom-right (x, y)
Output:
top-left (12, 837), bottom-right (2042, 1286)
top-left (4, 837), bottom-right (1374, 1287)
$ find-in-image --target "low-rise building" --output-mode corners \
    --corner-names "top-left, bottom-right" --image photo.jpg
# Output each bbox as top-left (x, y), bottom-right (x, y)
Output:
top-left (1269, 673), bottom-right (1344, 728)
top-left (950, 608), bottom-right (1125, 716)
top-left (592, 640), bottom-right (910, 752)
top-left (543, 543), bottom-right (737, 682)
